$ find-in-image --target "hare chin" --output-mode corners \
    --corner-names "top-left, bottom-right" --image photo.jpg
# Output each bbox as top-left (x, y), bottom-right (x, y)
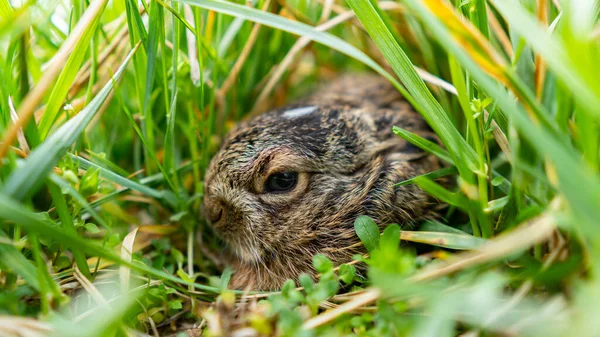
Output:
top-left (225, 236), bottom-right (264, 264)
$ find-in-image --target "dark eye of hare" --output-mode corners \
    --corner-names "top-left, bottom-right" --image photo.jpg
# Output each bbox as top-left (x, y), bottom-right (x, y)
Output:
top-left (265, 172), bottom-right (298, 193)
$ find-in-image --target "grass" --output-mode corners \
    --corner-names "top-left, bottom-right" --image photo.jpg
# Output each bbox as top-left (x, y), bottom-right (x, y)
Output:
top-left (0, 0), bottom-right (597, 335)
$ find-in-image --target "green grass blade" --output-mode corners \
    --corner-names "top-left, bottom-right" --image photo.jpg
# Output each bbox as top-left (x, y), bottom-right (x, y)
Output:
top-left (47, 181), bottom-right (91, 278)
top-left (414, 176), bottom-right (468, 209)
top-left (116, 89), bottom-right (179, 198)
top-left (392, 126), bottom-right (453, 164)
top-left (345, 0), bottom-right (478, 177)
top-left (141, 0), bottom-right (160, 174)
top-left (36, 1), bottom-right (108, 139)
top-left (420, 221), bottom-right (469, 235)
top-left (0, 230), bottom-right (40, 291)
top-left (2, 45), bottom-right (139, 201)
top-left (0, 0), bottom-right (13, 18)
top-left (396, 166), bottom-right (458, 187)
top-left (69, 154), bottom-right (165, 201)
top-left (164, 90), bottom-right (179, 192)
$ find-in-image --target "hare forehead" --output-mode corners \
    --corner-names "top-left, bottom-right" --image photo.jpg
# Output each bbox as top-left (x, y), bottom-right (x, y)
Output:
top-left (281, 106), bottom-right (318, 119)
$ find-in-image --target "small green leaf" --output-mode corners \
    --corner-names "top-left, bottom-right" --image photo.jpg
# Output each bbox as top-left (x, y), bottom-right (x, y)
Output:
top-left (281, 279), bottom-right (296, 297)
top-left (170, 248), bottom-right (184, 265)
top-left (176, 268), bottom-right (193, 283)
top-left (298, 273), bottom-right (314, 293)
top-left (491, 176), bottom-right (504, 186)
top-left (220, 268), bottom-right (233, 291)
top-left (380, 224), bottom-right (401, 254)
top-left (338, 264), bottom-right (356, 285)
top-left (313, 254), bottom-right (333, 274)
top-left (354, 215), bottom-right (380, 252)
top-left (79, 167), bottom-right (100, 197)
top-left (168, 300), bottom-right (183, 310)
top-left (84, 223), bottom-right (100, 234)
top-left (62, 170), bottom-right (79, 185)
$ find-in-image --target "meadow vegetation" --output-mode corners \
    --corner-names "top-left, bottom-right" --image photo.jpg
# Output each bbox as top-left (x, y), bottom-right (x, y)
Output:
top-left (0, 0), bottom-right (598, 336)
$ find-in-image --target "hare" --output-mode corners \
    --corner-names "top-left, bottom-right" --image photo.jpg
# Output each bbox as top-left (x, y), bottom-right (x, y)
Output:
top-left (202, 74), bottom-right (442, 290)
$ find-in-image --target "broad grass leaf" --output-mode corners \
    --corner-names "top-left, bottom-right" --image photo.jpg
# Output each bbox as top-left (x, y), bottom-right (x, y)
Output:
top-left (0, 0), bottom-right (12, 18)
top-left (420, 221), bottom-right (468, 235)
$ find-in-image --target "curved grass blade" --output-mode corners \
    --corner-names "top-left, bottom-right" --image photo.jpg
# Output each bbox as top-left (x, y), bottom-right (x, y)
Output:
top-left (396, 166), bottom-right (457, 187)
top-left (414, 176), bottom-right (468, 209)
top-left (36, 0), bottom-right (108, 139)
top-left (420, 221), bottom-right (469, 235)
top-left (345, 0), bottom-right (478, 178)
top-left (69, 154), bottom-right (165, 201)
top-left (392, 126), bottom-right (453, 164)
top-left (2, 44), bottom-right (140, 201)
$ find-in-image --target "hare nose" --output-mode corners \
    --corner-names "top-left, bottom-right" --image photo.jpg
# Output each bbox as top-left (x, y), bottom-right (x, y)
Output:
top-left (204, 198), bottom-right (224, 223)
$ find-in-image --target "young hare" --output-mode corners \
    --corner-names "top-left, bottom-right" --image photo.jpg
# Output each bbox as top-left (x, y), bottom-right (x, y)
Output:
top-left (203, 74), bottom-right (441, 290)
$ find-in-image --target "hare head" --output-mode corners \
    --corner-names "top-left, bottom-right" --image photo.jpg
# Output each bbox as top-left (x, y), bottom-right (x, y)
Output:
top-left (202, 74), bottom-right (441, 290)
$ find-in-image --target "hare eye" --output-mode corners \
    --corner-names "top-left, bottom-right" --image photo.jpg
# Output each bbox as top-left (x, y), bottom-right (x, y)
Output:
top-left (265, 172), bottom-right (298, 193)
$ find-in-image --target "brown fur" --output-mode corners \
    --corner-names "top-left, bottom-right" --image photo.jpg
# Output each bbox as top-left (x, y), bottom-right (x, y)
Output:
top-left (202, 74), bottom-right (441, 290)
